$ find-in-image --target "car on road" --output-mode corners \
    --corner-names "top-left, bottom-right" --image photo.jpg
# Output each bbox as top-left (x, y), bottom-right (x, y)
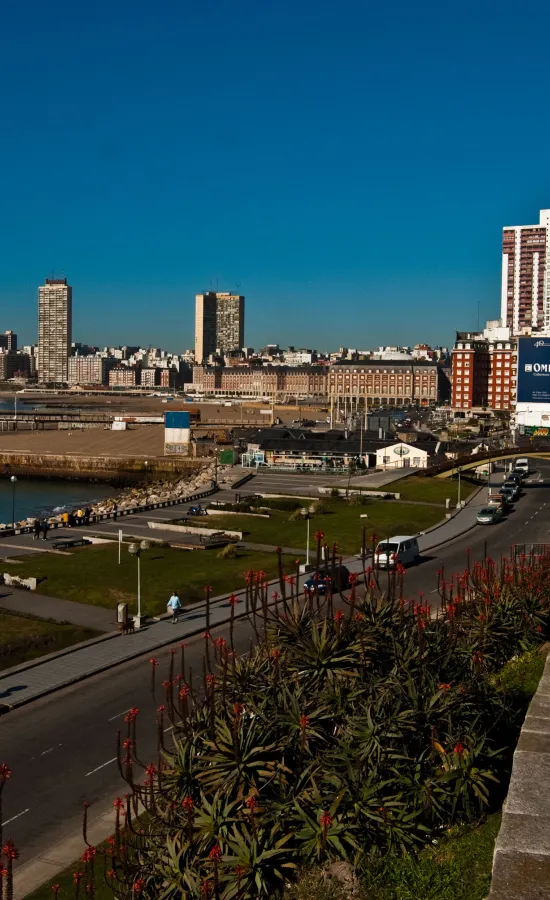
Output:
top-left (514, 458), bottom-right (530, 478)
top-left (375, 536), bottom-right (420, 569)
top-left (498, 486), bottom-right (516, 504)
top-left (503, 480), bottom-right (520, 499)
top-left (304, 565), bottom-right (351, 594)
top-left (477, 506), bottom-right (503, 525)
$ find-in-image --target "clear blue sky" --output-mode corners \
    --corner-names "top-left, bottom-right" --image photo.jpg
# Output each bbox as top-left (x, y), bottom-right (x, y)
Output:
top-left (1, 0), bottom-right (549, 352)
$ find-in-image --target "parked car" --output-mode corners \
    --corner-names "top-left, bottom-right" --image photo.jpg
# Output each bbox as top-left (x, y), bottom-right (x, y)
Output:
top-left (304, 565), bottom-right (350, 594)
top-left (477, 506), bottom-right (503, 525)
top-left (498, 487), bottom-right (516, 504)
top-left (507, 472), bottom-right (523, 487)
top-left (187, 504), bottom-right (207, 516)
top-left (375, 536), bottom-right (420, 569)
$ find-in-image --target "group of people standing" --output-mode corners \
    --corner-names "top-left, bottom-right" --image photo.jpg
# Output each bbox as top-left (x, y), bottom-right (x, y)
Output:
top-left (60, 507), bottom-right (93, 527)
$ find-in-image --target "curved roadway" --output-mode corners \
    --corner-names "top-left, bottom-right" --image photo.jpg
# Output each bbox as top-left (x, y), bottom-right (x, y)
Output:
top-left (2, 463), bottom-right (550, 887)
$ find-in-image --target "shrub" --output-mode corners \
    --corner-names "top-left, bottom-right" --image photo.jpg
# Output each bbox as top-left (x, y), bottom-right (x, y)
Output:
top-left (217, 542), bottom-right (239, 559)
top-left (31, 551), bottom-right (550, 899)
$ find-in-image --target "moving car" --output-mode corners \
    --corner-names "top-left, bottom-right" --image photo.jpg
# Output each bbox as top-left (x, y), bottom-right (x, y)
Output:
top-left (304, 565), bottom-right (351, 594)
top-left (514, 458), bottom-right (530, 478)
top-left (375, 536), bottom-right (420, 569)
top-left (477, 506), bottom-right (503, 525)
top-left (503, 480), bottom-right (520, 499)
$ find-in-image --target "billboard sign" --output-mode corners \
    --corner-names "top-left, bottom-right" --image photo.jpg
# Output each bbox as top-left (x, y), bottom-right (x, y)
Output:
top-left (517, 338), bottom-right (550, 403)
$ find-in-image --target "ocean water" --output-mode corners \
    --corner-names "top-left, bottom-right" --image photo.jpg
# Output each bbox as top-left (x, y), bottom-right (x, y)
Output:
top-left (0, 396), bottom-right (119, 523)
top-left (0, 478), bottom-right (118, 525)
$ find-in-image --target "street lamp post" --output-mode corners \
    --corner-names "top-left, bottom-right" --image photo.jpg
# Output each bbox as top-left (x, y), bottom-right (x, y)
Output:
top-left (144, 460), bottom-right (149, 488)
top-left (301, 504), bottom-right (316, 568)
top-left (128, 539), bottom-right (150, 628)
top-left (10, 475), bottom-right (17, 526)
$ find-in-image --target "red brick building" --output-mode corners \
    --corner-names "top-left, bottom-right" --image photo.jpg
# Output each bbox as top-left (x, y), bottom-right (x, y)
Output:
top-left (451, 330), bottom-right (516, 411)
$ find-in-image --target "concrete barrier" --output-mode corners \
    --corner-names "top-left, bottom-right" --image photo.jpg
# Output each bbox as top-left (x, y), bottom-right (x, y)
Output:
top-left (148, 521), bottom-right (243, 540)
top-left (488, 652), bottom-right (550, 898)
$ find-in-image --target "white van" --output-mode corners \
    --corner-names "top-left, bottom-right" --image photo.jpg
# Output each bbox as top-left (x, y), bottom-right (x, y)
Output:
top-left (375, 535), bottom-right (420, 569)
top-left (514, 458), bottom-right (530, 477)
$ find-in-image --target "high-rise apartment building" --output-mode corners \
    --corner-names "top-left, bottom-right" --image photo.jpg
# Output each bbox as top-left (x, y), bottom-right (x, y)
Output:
top-left (0, 331), bottom-right (17, 352)
top-left (501, 209), bottom-right (550, 334)
top-left (194, 292), bottom-right (245, 363)
top-left (451, 322), bottom-right (517, 412)
top-left (38, 278), bottom-right (72, 383)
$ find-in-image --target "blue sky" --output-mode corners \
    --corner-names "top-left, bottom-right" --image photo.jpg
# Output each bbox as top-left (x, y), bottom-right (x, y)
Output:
top-left (1, 0), bottom-right (549, 352)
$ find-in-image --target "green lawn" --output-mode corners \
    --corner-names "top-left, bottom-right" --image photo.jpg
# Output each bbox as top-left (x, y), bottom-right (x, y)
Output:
top-left (203, 500), bottom-right (443, 554)
top-left (388, 475), bottom-right (477, 505)
top-left (0, 612), bottom-right (99, 671)
top-left (2, 546), bottom-right (298, 618)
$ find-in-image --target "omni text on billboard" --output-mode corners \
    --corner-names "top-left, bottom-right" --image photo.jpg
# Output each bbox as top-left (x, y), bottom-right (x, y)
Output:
top-left (517, 338), bottom-right (550, 404)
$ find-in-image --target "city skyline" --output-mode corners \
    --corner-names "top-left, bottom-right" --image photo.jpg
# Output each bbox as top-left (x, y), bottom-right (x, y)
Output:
top-left (3, 1), bottom-right (550, 349)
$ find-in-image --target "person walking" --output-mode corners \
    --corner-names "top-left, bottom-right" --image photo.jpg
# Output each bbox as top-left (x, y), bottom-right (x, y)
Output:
top-left (42, 520), bottom-right (49, 541)
top-left (113, 501), bottom-right (118, 522)
top-left (84, 506), bottom-right (91, 525)
top-left (167, 591), bottom-right (182, 624)
top-left (33, 518), bottom-right (40, 540)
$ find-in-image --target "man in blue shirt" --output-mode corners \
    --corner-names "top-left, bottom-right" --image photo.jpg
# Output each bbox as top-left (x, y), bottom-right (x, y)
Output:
top-left (167, 591), bottom-right (182, 624)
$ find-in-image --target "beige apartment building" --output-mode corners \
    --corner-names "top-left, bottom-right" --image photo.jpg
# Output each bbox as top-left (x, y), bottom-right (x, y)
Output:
top-left (38, 278), bottom-right (72, 383)
top-left (193, 365), bottom-right (327, 399)
top-left (195, 292), bottom-right (244, 363)
top-left (328, 362), bottom-right (441, 411)
top-left (68, 355), bottom-right (108, 386)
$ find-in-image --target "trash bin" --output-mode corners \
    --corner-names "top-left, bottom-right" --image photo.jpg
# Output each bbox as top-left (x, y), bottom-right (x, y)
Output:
top-left (117, 602), bottom-right (129, 632)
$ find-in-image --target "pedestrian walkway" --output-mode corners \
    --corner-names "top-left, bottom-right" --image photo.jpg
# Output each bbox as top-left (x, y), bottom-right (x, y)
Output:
top-left (0, 587), bottom-right (114, 631)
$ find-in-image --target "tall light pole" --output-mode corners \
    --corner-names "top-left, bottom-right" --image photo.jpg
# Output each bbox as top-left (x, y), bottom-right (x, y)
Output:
top-left (301, 504), bottom-right (316, 568)
top-left (144, 460), bottom-right (149, 488)
top-left (10, 475), bottom-right (17, 526)
top-left (128, 539), bottom-right (150, 628)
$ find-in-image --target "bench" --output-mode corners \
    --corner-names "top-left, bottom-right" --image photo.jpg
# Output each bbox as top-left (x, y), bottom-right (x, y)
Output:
top-left (51, 538), bottom-right (92, 550)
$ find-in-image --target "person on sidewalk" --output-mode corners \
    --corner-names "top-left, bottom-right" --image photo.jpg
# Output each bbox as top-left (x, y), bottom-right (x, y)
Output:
top-left (113, 501), bottom-right (118, 521)
top-left (167, 591), bottom-right (182, 624)
top-left (41, 520), bottom-right (49, 541)
top-left (33, 518), bottom-right (40, 540)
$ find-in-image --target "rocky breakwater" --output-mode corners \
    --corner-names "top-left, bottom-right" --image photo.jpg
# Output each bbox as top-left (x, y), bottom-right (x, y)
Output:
top-left (0, 462), bottom-right (223, 531)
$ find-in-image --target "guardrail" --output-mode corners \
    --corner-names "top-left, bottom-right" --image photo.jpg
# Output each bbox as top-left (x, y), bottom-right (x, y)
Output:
top-left (0, 484), bottom-right (219, 541)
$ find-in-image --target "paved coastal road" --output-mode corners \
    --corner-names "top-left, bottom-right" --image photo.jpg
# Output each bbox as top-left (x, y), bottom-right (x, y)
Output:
top-left (2, 465), bottom-right (550, 884)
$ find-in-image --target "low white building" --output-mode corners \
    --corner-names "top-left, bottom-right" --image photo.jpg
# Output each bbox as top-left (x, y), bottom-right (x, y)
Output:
top-left (376, 442), bottom-right (430, 470)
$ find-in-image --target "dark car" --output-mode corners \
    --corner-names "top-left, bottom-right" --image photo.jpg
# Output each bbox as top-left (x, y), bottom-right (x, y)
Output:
top-left (304, 565), bottom-right (351, 594)
top-left (187, 504), bottom-right (207, 516)
top-left (498, 487), bottom-right (515, 504)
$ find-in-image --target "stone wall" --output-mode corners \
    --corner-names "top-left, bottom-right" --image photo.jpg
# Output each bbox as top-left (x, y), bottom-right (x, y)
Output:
top-left (488, 652), bottom-right (550, 898)
top-left (0, 452), bottom-right (203, 483)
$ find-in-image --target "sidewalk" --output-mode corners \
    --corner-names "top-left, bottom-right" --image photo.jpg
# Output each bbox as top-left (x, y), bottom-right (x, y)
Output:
top-left (0, 587), bottom-right (115, 631)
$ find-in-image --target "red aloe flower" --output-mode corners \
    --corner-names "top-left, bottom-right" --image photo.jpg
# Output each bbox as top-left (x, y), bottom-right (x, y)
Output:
top-left (133, 876), bottom-right (146, 894)
top-left (182, 796), bottom-right (194, 811)
top-left (228, 593), bottom-right (238, 606)
top-left (81, 846), bottom-right (96, 863)
top-left (1, 840), bottom-right (18, 860)
top-left (209, 844), bottom-right (222, 861)
top-left (73, 872), bottom-right (84, 884)
top-left (0, 764), bottom-right (12, 783)
top-left (149, 657), bottom-right (158, 667)
top-left (299, 714), bottom-right (310, 730)
top-left (245, 795), bottom-right (258, 811)
top-left (113, 797), bottom-right (125, 810)
top-left (320, 811), bottom-right (333, 829)
top-left (453, 742), bottom-right (465, 756)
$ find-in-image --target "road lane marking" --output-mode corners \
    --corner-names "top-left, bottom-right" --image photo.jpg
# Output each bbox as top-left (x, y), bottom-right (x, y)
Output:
top-left (86, 757), bottom-right (117, 777)
top-left (2, 808), bottom-right (30, 827)
top-left (40, 747), bottom-right (55, 756)
top-left (108, 709), bottom-right (130, 721)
